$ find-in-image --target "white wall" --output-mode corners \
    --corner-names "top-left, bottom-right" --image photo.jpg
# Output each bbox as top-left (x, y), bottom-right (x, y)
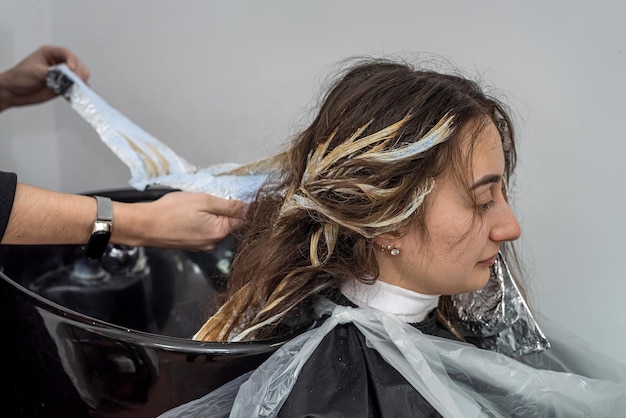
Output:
top-left (2, 1), bottom-right (625, 362)
top-left (0, 0), bottom-right (60, 189)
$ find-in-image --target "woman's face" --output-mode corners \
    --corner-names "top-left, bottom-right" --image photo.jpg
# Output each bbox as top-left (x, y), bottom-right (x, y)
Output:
top-left (376, 121), bottom-right (521, 295)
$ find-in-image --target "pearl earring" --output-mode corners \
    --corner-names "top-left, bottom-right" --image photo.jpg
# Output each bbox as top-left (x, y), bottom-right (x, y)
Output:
top-left (381, 244), bottom-right (400, 256)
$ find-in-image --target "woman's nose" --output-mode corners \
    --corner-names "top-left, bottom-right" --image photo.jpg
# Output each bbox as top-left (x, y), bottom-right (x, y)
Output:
top-left (490, 201), bottom-right (521, 243)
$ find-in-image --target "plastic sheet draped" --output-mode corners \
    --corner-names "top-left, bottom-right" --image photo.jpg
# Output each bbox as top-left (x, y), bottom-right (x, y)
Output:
top-left (46, 64), bottom-right (273, 203)
top-left (159, 298), bottom-right (626, 417)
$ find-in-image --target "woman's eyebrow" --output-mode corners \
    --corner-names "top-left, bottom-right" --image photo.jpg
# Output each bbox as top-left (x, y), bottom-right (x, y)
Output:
top-left (471, 174), bottom-right (502, 190)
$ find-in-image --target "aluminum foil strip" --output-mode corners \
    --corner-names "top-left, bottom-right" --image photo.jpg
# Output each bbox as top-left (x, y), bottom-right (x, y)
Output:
top-left (450, 252), bottom-right (550, 357)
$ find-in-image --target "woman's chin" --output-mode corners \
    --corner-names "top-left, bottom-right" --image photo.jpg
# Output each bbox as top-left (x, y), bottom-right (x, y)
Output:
top-left (455, 271), bottom-right (491, 295)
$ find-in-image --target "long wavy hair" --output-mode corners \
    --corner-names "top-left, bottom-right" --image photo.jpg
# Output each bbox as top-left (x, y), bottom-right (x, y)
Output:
top-left (195, 57), bottom-right (518, 342)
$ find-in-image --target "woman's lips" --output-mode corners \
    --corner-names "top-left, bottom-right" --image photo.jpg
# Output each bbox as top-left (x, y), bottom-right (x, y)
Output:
top-left (478, 254), bottom-right (498, 267)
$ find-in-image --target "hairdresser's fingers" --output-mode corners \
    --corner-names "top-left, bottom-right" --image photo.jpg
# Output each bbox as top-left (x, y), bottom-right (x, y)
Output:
top-left (205, 194), bottom-right (248, 219)
top-left (41, 45), bottom-right (90, 81)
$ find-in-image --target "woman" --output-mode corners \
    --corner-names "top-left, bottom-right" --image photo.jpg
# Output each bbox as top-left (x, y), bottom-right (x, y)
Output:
top-left (196, 58), bottom-right (520, 340)
top-left (182, 58), bottom-right (625, 417)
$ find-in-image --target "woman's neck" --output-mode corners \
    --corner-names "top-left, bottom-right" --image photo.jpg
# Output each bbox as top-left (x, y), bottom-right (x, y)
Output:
top-left (340, 279), bottom-right (440, 323)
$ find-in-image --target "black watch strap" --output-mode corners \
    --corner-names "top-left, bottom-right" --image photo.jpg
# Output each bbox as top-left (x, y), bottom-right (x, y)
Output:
top-left (85, 196), bottom-right (113, 259)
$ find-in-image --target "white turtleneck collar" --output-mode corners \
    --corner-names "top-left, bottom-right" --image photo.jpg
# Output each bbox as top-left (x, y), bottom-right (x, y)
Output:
top-left (340, 279), bottom-right (440, 323)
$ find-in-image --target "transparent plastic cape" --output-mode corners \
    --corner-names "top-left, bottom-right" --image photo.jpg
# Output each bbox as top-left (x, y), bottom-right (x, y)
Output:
top-left (160, 298), bottom-right (626, 418)
top-left (520, 316), bottom-right (626, 382)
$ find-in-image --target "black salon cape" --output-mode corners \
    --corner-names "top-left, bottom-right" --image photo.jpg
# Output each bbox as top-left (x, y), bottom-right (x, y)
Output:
top-left (274, 292), bottom-right (454, 417)
top-left (277, 288), bottom-right (465, 417)
top-left (279, 317), bottom-right (449, 417)
top-left (275, 290), bottom-right (450, 417)
top-left (161, 297), bottom-right (626, 417)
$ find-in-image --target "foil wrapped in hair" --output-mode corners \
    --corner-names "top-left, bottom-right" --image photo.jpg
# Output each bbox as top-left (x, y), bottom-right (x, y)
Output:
top-left (47, 65), bottom-right (549, 357)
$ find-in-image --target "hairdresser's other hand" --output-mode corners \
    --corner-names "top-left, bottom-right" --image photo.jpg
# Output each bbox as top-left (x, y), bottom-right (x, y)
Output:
top-left (0, 45), bottom-right (90, 111)
top-left (116, 192), bottom-right (248, 251)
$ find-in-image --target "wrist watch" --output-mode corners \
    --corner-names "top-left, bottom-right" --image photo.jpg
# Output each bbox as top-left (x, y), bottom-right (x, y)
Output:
top-left (85, 196), bottom-right (113, 259)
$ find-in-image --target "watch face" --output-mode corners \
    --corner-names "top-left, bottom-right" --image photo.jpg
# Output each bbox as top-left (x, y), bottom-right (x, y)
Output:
top-left (85, 230), bottom-right (111, 260)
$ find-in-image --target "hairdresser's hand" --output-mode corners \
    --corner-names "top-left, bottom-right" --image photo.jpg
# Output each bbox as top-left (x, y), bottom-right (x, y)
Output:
top-left (114, 192), bottom-right (248, 251)
top-left (0, 45), bottom-right (90, 111)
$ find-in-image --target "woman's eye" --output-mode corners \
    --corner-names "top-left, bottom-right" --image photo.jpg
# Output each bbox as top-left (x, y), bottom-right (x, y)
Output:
top-left (479, 200), bottom-right (496, 212)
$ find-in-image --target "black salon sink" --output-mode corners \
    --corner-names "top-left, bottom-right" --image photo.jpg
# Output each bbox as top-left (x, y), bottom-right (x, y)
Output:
top-left (0, 188), bottom-right (283, 418)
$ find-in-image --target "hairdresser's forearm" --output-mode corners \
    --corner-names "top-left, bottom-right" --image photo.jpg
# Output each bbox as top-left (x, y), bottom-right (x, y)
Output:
top-left (1, 183), bottom-right (150, 246)
top-left (1, 183), bottom-right (94, 244)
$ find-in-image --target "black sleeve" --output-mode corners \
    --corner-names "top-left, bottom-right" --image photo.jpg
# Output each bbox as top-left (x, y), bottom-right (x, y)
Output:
top-left (278, 323), bottom-right (442, 418)
top-left (0, 171), bottom-right (18, 242)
